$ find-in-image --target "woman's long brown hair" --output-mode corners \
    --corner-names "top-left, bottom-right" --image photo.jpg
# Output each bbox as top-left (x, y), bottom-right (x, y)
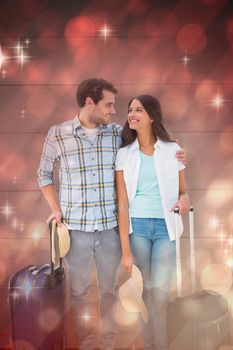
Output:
top-left (121, 95), bottom-right (174, 148)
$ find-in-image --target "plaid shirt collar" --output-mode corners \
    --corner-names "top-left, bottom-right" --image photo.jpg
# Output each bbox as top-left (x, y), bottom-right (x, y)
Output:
top-left (73, 115), bottom-right (108, 133)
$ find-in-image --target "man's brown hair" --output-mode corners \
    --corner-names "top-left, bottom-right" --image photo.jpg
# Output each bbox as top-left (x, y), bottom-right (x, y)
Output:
top-left (76, 78), bottom-right (118, 107)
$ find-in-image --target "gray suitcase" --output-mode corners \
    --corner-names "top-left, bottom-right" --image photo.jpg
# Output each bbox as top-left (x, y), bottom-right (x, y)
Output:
top-left (168, 208), bottom-right (232, 350)
top-left (9, 221), bottom-right (66, 350)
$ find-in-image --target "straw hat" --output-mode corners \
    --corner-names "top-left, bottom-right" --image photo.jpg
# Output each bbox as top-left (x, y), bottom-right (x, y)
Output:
top-left (119, 265), bottom-right (148, 323)
top-left (51, 220), bottom-right (70, 263)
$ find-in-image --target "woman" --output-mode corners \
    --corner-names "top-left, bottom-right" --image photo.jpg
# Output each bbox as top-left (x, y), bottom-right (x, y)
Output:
top-left (115, 95), bottom-right (190, 350)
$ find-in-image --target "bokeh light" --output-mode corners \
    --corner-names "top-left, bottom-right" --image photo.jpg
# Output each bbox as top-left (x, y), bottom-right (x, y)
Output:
top-left (128, 20), bottom-right (160, 51)
top-left (147, 9), bottom-right (178, 37)
top-left (206, 180), bottom-right (233, 207)
top-left (201, 263), bottom-right (232, 294)
top-left (24, 61), bottom-right (51, 84)
top-left (160, 89), bottom-right (188, 120)
top-left (34, 10), bottom-right (61, 38)
top-left (65, 16), bottom-right (96, 47)
top-left (161, 64), bottom-right (192, 91)
top-left (176, 24), bottom-right (207, 54)
top-left (195, 79), bottom-right (222, 106)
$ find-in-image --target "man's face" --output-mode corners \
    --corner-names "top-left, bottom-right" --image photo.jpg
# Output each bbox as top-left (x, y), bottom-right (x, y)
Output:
top-left (92, 89), bottom-right (116, 125)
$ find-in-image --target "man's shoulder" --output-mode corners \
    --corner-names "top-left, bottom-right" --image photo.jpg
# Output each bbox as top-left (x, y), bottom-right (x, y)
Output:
top-left (48, 118), bottom-right (78, 135)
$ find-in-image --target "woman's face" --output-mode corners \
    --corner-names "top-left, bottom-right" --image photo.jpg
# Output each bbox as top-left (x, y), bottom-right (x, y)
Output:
top-left (128, 99), bottom-right (153, 131)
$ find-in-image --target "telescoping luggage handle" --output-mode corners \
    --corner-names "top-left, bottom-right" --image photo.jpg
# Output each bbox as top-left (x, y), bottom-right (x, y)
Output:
top-left (174, 207), bottom-right (196, 298)
top-left (49, 219), bottom-right (63, 273)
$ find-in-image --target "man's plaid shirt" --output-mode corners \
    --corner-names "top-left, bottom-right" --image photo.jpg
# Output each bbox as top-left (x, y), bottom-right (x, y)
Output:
top-left (38, 117), bottom-right (122, 231)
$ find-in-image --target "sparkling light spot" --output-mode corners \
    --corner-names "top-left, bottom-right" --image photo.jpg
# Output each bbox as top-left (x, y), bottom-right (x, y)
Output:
top-left (182, 55), bottom-right (190, 66)
top-left (25, 38), bottom-right (30, 47)
top-left (208, 216), bottom-right (219, 229)
top-left (0, 45), bottom-right (6, 68)
top-left (23, 280), bottom-right (33, 297)
top-left (1, 201), bottom-right (14, 220)
top-left (18, 49), bottom-right (28, 67)
top-left (98, 23), bottom-right (113, 40)
top-left (211, 94), bottom-right (224, 109)
top-left (82, 312), bottom-right (91, 321)
top-left (14, 41), bottom-right (24, 55)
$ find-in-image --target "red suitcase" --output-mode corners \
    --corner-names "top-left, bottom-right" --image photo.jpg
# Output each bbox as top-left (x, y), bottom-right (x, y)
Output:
top-left (8, 222), bottom-right (66, 350)
top-left (168, 208), bottom-right (232, 350)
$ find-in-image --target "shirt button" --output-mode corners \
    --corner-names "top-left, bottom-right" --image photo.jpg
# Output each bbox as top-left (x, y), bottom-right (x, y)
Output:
top-left (94, 189), bottom-right (96, 192)
top-left (93, 174), bottom-right (95, 176)
top-left (92, 158), bottom-right (94, 161)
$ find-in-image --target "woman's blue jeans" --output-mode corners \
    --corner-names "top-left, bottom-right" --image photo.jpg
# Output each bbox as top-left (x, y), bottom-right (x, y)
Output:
top-left (130, 218), bottom-right (176, 350)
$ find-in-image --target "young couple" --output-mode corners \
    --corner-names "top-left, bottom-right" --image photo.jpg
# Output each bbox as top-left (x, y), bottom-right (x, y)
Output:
top-left (38, 78), bottom-right (189, 350)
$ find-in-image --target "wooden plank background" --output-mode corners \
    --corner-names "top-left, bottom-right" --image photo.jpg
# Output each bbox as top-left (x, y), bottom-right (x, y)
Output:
top-left (0, 0), bottom-right (233, 348)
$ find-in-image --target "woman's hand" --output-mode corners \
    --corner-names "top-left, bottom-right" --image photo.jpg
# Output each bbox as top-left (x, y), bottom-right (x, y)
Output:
top-left (171, 193), bottom-right (190, 215)
top-left (121, 253), bottom-right (134, 273)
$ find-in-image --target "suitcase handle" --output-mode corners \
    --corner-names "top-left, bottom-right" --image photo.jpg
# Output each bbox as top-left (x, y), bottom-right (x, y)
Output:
top-left (49, 220), bottom-right (63, 273)
top-left (174, 207), bottom-right (196, 297)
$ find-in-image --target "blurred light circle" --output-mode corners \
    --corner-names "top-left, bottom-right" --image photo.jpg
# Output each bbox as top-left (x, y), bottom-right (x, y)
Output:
top-left (160, 89), bottom-right (188, 119)
top-left (148, 9), bottom-right (178, 36)
top-left (27, 89), bottom-right (56, 118)
top-left (176, 24), bottom-right (207, 54)
top-left (120, 61), bottom-right (160, 97)
top-left (24, 61), bottom-right (51, 84)
top-left (127, 1), bottom-right (149, 16)
top-left (128, 20), bottom-right (160, 51)
top-left (71, 42), bottom-right (99, 58)
top-left (162, 64), bottom-right (192, 91)
top-left (65, 16), bottom-right (96, 47)
top-left (201, 263), bottom-right (232, 294)
top-left (27, 222), bottom-right (45, 240)
top-left (195, 79), bottom-right (222, 105)
top-left (34, 10), bottom-right (61, 37)
top-left (206, 180), bottom-right (233, 207)
top-left (0, 154), bottom-right (27, 181)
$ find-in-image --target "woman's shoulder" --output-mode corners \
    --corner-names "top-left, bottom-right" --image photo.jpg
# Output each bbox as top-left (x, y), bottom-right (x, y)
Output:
top-left (159, 139), bottom-right (181, 151)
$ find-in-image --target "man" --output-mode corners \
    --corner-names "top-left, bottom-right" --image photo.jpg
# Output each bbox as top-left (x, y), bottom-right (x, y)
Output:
top-left (38, 78), bottom-right (186, 350)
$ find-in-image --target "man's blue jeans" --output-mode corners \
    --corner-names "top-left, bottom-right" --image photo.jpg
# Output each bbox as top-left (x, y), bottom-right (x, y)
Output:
top-left (65, 228), bottom-right (121, 350)
top-left (130, 218), bottom-right (176, 350)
